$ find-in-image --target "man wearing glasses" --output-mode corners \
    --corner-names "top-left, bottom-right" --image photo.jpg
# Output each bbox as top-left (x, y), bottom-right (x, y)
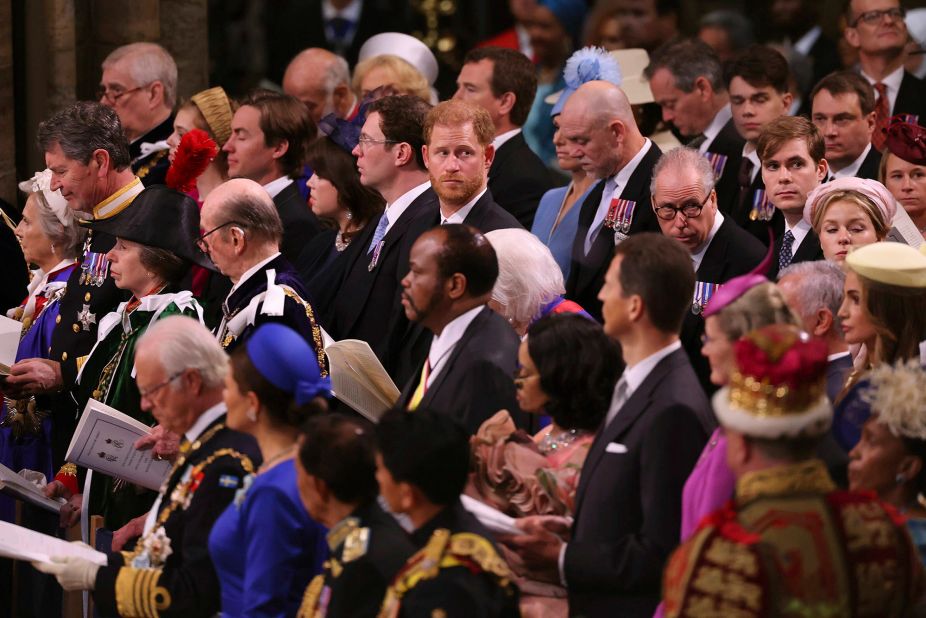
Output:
top-left (198, 178), bottom-right (327, 362)
top-left (651, 147), bottom-right (764, 393)
top-left (845, 0), bottom-right (926, 144)
top-left (98, 43), bottom-right (177, 186)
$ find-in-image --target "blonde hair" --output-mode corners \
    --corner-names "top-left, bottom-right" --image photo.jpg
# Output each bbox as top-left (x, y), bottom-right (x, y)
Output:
top-left (810, 189), bottom-right (890, 239)
top-left (352, 55), bottom-right (431, 102)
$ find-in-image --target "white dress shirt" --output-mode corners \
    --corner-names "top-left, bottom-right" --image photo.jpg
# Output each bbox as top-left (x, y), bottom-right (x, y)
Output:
top-left (741, 143), bottom-right (761, 184)
top-left (700, 106), bottom-right (732, 154)
top-left (262, 176), bottom-right (294, 200)
top-left (425, 305), bottom-right (484, 387)
top-left (862, 65), bottom-right (904, 115)
top-left (492, 128), bottom-right (522, 152)
top-left (441, 188), bottom-right (487, 225)
top-left (690, 211), bottom-right (725, 272)
top-left (783, 218), bottom-right (813, 259)
top-left (792, 26), bottom-right (822, 56)
top-left (382, 181), bottom-right (431, 237)
top-left (832, 143), bottom-right (872, 179)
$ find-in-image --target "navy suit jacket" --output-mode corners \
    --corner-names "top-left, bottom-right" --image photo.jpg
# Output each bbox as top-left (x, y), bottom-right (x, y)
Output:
top-left (565, 349), bottom-right (710, 617)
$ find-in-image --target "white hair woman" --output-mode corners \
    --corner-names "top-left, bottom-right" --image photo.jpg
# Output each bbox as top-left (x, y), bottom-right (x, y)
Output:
top-left (484, 228), bottom-right (592, 336)
top-left (0, 171), bottom-right (86, 509)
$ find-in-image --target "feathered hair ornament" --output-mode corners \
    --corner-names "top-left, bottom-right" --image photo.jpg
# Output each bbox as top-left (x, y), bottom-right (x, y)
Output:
top-left (165, 129), bottom-right (218, 194)
top-left (862, 360), bottom-right (926, 441)
top-left (563, 47), bottom-right (623, 89)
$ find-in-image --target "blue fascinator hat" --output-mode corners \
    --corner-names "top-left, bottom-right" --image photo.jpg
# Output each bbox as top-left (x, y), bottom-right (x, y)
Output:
top-left (549, 47), bottom-right (623, 116)
top-left (245, 323), bottom-right (331, 404)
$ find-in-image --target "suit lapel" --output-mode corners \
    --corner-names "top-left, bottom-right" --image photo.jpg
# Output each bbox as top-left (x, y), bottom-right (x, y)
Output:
top-left (418, 307), bottom-right (488, 409)
top-left (488, 136), bottom-right (518, 181)
top-left (461, 191), bottom-right (494, 229)
top-left (695, 219), bottom-right (732, 282)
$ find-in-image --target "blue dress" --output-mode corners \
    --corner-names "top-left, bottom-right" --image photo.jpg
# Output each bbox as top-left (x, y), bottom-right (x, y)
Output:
top-left (208, 458), bottom-right (328, 617)
top-left (0, 264), bottom-right (75, 523)
top-left (531, 182), bottom-right (596, 281)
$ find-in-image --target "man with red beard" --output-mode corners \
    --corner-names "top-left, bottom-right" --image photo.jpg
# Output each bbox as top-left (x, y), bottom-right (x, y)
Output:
top-left (414, 100), bottom-right (522, 233)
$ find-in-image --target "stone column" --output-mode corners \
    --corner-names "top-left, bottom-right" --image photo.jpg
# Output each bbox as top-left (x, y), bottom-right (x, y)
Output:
top-left (160, 0), bottom-right (209, 99)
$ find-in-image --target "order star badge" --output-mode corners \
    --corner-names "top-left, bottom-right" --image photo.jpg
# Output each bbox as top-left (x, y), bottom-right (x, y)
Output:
top-left (77, 304), bottom-right (97, 332)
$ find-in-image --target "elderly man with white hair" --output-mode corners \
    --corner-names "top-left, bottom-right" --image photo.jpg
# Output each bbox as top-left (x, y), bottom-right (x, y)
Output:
top-left (98, 42), bottom-right (177, 185)
top-left (33, 315), bottom-right (261, 617)
top-left (282, 48), bottom-right (359, 124)
top-left (777, 260), bottom-right (852, 402)
top-left (485, 228), bottom-right (592, 336)
top-left (199, 179), bottom-right (326, 366)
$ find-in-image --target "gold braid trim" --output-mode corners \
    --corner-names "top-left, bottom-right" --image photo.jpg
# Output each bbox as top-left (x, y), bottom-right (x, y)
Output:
top-left (280, 287), bottom-right (328, 377)
top-left (736, 459), bottom-right (835, 505)
top-left (135, 150), bottom-right (168, 180)
top-left (57, 463), bottom-right (77, 476)
top-left (115, 566), bottom-right (172, 618)
top-left (296, 574), bottom-right (325, 618)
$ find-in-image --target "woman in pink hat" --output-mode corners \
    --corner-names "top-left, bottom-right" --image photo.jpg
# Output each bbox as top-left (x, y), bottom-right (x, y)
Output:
top-left (803, 176), bottom-right (894, 262)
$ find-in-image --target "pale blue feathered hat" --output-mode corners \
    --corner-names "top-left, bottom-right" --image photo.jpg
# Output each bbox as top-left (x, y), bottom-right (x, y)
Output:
top-left (550, 47), bottom-right (623, 117)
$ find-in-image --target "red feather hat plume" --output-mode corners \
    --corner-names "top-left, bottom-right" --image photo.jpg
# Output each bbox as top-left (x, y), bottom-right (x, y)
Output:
top-left (165, 129), bottom-right (218, 194)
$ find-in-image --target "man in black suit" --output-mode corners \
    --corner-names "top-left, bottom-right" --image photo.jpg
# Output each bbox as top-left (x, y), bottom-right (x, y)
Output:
top-left (395, 224), bottom-right (520, 434)
top-left (294, 413), bottom-right (416, 617)
top-left (651, 147), bottom-right (766, 393)
top-left (454, 47), bottom-right (555, 228)
top-left (811, 71), bottom-right (881, 181)
top-left (282, 48), bottom-right (359, 125)
top-left (99, 43), bottom-right (177, 186)
top-left (560, 81), bottom-right (663, 321)
top-left (767, 0), bottom-right (842, 96)
top-left (263, 0), bottom-right (401, 84)
top-left (503, 233), bottom-right (711, 617)
top-left (376, 409), bottom-right (520, 617)
top-left (726, 46), bottom-right (793, 245)
top-left (846, 0), bottom-right (926, 142)
top-left (759, 116), bottom-right (829, 280)
top-left (223, 90), bottom-right (321, 265)
top-left (34, 316), bottom-right (261, 617)
top-left (331, 95), bottom-right (439, 354)
top-left (777, 260), bottom-right (852, 403)
top-left (646, 39), bottom-right (744, 216)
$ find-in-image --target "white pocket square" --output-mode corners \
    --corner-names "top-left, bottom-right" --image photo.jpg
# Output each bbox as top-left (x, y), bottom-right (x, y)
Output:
top-left (605, 442), bottom-right (628, 454)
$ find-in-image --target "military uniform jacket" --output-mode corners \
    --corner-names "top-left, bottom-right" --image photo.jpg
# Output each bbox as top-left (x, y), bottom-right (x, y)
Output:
top-left (46, 179), bottom-right (141, 467)
top-left (94, 417), bottom-right (261, 618)
top-left (297, 501), bottom-right (416, 618)
top-left (663, 459), bottom-right (925, 618)
top-left (214, 254), bottom-right (327, 374)
top-left (379, 500), bottom-right (520, 618)
top-left (130, 116), bottom-right (174, 187)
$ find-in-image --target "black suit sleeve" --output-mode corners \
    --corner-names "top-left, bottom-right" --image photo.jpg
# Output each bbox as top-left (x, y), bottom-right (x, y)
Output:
top-left (564, 403), bottom-right (705, 592)
top-left (94, 457), bottom-right (247, 617)
top-left (461, 359), bottom-right (522, 435)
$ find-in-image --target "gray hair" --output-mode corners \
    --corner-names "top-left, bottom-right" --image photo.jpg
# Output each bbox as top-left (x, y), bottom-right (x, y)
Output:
top-left (103, 42), bottom-right (178, 107)
top-left (714, 282), bottom-right (801, 341)
top-left (650, 147), bottom-right (715, 197)
top-left (21, 191), bottom-right (88, 260)
top-left (698, 10), bottom-right (755, 53)
top-left (323, 55), bottom-right (351, 95)
top-left (644, 39), bottom-right (725, 92)
top-left (485, 228), bottom-right (565, 326)
top-left (777, 260), bottom-right (847, 331)
top-left (36, 102), bottom-right (131, 168)
top-left (138, 315), bottom-right (228, 389)
top-left (219, 190), bottom-right (283, 246)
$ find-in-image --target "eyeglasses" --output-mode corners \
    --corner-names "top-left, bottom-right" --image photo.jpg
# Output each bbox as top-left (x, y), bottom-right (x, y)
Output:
top-left (196, 221), bottom-right (242, 251)
top-left (96, 85), bottom-right (146, 105)
top-left (851, 6), bottom-right (905, 26)
top-left (652, 191), bottom-right (713, 221)
top-left (357, 135), bottom-right (398, 150)
top-left (138, 371), bottom-right (185, 400)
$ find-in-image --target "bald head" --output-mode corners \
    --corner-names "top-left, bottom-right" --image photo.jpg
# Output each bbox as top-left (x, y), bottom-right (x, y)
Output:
top-left (283, 48), bottom-right (355, 123)
top-left (558, 81), bottom-right (645, 178)
top-left (203, 179), bottom-right (282, 245)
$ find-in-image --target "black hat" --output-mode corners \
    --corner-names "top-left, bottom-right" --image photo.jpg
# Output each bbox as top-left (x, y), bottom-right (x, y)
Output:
top-left (85, 185), bottom-right (214, 269)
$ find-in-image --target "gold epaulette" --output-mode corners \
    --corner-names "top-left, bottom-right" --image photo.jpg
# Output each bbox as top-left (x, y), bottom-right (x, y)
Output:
top-left (662, 525), bottom-right (764, 618)
top-left (296, 574), bottom-right (325, 618)
top-left (115, 566), bottom-right (172, 618)
top-left (377, 530), bottom-right (512, 618)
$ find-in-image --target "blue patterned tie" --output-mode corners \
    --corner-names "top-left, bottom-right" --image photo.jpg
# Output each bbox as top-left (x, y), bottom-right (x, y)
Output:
top-left (779, 230), bottom-right (795, 272)
top-left (368, 213), bottom-right (389, 254)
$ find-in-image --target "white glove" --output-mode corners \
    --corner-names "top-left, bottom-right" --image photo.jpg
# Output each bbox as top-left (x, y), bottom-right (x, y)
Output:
top-left (32, 555), bottom-right (99, 591)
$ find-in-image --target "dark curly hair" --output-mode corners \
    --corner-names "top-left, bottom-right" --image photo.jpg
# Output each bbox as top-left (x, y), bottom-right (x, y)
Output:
top-left (526, 313), bottom-right (622, 431)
